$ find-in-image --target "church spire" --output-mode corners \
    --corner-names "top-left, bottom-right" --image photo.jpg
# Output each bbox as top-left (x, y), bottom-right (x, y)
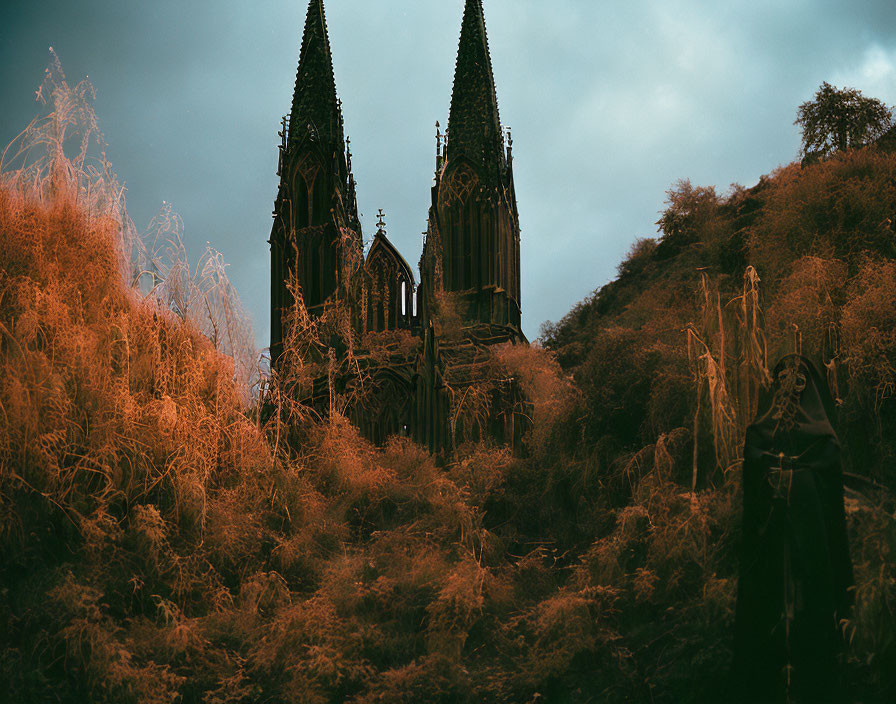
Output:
top-left (446, 0), bottom-right (505, 177)
top-left (421, 0), bottom-right (521, 333)
top-left (270, 0), bottom-right (359, 364)
top-left (289, 0), bottom-right (343, 147)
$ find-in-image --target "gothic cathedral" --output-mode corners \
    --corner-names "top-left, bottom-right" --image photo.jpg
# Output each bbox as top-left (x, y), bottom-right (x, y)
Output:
top-left (269, 0), bottom-right (526, 452)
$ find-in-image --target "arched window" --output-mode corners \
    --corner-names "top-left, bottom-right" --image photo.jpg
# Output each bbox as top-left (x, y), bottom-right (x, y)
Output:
top-left (439, 163), bottom-right (479, 291)
top-left (311, 174), bottom-right (329, 226)
top-left (293, 173), bottom-right (309, 229)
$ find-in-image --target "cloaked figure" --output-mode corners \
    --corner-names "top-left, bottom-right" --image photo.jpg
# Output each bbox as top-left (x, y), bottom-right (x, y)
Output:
top-left (731, 355), bottom-right (853, 703)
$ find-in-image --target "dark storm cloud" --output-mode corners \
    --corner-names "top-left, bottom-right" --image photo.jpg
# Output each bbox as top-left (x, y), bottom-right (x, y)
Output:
top-left (2, 0), bottom-right (896, 346)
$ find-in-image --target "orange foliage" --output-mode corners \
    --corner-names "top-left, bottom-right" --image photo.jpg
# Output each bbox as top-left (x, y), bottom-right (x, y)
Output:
top-left (4, 56), bottom-right (896, 704)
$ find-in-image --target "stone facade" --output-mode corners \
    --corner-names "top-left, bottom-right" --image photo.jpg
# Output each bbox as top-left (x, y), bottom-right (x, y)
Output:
top-left (269, 0), bottom-right (526, 452)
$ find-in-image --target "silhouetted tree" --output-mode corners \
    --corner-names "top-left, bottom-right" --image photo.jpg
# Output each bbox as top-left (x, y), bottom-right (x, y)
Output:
top-left (796, 82), bottom-right (892, 159)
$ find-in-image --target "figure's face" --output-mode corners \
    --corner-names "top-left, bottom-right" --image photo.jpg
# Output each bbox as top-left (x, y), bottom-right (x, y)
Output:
top-left (771, 359), bottom-right (808, 428)
top-left (776, 365), bottom-right (807, 394)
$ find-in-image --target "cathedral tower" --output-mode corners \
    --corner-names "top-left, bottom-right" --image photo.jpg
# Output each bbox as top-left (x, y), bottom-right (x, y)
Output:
top-left (268, 0), bottom-right (526, 451)
top-left (421, 0), bottom-right (522, 333)
top-left (269, 0), bottom-right (361, 364)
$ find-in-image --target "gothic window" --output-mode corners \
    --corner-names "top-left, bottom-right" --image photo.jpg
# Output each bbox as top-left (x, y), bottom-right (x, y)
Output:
top-left (311, 172), bottom-right (330, 226)
top-left (378, 270), bottom-right (388, 330)
top-left (440, 163), bottom-right (478, 207)
top-left (292, 173), bottom-right (309, 229)
top-left (294, 153), bottom-right (321, 228)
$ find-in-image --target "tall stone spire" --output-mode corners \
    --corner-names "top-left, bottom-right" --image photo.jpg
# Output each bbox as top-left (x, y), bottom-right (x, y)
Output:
top-left (419, 0), bottom-right (521, 335)
top-left (270, 0), bottom-right (360, 365)
top-left (289, 0), bottom-right (343, 148)
top-left (446, 0), bottom-right (505, 179)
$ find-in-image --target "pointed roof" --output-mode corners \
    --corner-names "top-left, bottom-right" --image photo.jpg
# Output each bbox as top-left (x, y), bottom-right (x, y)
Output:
top-left (290, 0), bottom-right (344, 147)
top-left (446, 0), bottom-right (505, 175)
top-left (367, 221), bottom-right (416, 285)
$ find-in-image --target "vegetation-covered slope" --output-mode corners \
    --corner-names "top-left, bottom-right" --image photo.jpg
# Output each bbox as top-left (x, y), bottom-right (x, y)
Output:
top-left (543, 149), bottom-right (896, 489)
top-left (540, 146), bottom-right (896, 701)
top-left (3, 73), bottom-right (896, 703)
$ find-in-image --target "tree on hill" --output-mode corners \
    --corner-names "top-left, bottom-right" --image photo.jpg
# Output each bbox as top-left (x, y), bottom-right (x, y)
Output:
top-left (796, 81), bottom-right (892, 159)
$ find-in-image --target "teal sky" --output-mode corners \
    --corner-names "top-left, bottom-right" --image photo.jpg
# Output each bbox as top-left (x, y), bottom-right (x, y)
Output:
top-left (3, 0), bottom-right (896, 347)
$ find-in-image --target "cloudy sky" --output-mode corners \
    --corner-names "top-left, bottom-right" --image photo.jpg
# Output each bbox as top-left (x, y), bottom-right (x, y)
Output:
top-left (3, 0), bottom-right (896, 346)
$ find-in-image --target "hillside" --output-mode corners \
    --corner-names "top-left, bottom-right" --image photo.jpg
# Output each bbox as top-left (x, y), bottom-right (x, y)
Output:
top-left (539, 147), bottom-right (896, 700)
top-left (542, 148), bottom-right (896, 489)
top-left (2, 76), bottom-right (896, 703)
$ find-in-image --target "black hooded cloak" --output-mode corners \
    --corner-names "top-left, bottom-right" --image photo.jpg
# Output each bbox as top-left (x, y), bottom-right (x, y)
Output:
top-left (731, 355), bottom-right (853, 703)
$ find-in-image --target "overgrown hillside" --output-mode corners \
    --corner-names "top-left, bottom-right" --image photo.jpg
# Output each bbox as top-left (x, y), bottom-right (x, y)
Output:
top-left (541, 146), bottom-right (896, 700)
top-left (543, 149), bottom-right (896, 488)
top-left (0, 157), bottom-right (627, 703)
top-left (2, 69), bottom-right (896, 703)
